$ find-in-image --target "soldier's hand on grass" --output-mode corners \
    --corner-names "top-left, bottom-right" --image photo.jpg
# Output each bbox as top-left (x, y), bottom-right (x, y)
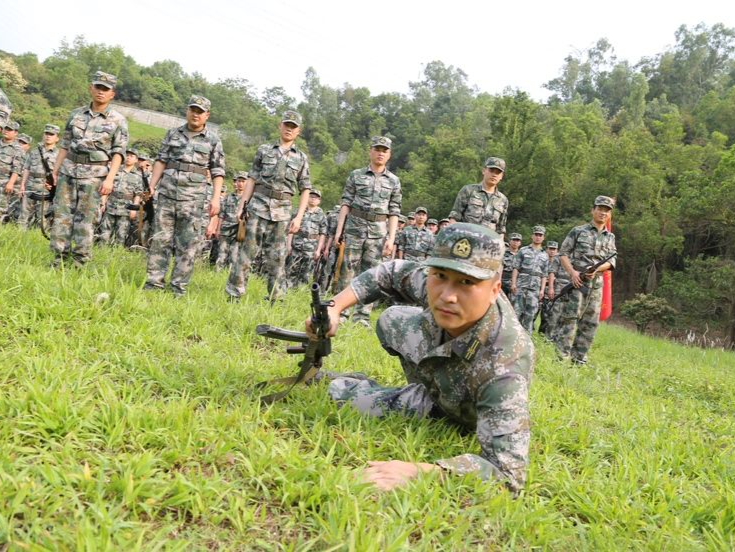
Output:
top-left (362, 460), bottom-right (439, 491)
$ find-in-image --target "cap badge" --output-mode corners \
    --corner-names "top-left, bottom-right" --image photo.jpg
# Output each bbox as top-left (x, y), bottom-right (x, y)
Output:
top-left (452, 238), bottom-right (472, 259)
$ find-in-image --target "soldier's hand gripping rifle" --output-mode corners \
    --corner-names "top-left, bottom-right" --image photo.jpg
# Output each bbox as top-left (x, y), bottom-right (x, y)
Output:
top-left (254, 283), bottom-right (334, 405)
top-left (549, 252), bottom-right (617, 306)
top-left (26, 145), bottom-right (58, 239)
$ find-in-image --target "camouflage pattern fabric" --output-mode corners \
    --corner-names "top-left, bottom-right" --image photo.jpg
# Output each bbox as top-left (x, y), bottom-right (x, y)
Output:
top-left (197, 183), bottom-right (214, 257)
top-left (51, 104), bottom-right (128, 262)
top-left (98, 167), bottom-right (144, 245)
top-left (18, 145), bottom-right (58, 229)
top-left (512, 245), bottom-right (549, 332)
top-left (449, 184), bottom-right (509, 235)
top-left (553, 222), bottom-right (617, 362)
top-left (327, 260), bottom-right (534, 492)
top-left (0, 139), bottom-right (25, 222)
top-left (214, 190), bottom-right (242, 270)
top-left (286, 206), bottom-right (327, 288)
top-left (502, 248), bottom-right (519, 297)
top-left (316, 207), bottom-right (340, 290)
top-left (544, 256), bottom-right (571, 339)
top-left (0, 87), bottom-right (11, 122)
top-left (397, 226), bottom-right (435, 261)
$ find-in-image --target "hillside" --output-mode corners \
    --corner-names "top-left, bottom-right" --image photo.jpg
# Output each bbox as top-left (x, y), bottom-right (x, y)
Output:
top-left (0, 225), bottom-right (733, 550)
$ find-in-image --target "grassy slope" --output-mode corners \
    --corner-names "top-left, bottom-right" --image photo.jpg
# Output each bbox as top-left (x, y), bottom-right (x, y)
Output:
top-left (0, 225), bottom-right (733, 551)
top-left (127, 120), bottom-right (167, 143)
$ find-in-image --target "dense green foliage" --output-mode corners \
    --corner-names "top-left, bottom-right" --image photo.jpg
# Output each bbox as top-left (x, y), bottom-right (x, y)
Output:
top-left (2, 23), bottom-right (735, 342)
top-left (0, 226), bottom-right (733, 549)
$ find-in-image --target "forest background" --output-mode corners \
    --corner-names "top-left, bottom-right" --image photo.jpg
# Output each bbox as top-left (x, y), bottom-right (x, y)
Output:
top-left (1, 22), bottom-right (734, 347)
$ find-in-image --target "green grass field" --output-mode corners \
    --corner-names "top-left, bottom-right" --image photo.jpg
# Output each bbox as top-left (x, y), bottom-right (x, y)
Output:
top-left (0, 225), bottom-right (733, 551)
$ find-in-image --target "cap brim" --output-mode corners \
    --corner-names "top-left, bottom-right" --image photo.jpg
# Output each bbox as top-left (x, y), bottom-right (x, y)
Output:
top-left (282, 119), bottom-right (300, 126)
top-left (188, 104), bottom-right (209, 111)
top-left (91, 81), bottom-right (113, 89)
top-left (424, 257), bottom-right (497, 280)
top-left (485, 165), bottom-right (504, 171)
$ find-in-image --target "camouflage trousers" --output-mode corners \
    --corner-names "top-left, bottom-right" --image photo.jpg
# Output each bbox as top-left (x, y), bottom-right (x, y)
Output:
top-left (286, 247), bottom-right (316, 289)
top-left (98, 212), bottom-right (133, 246)
top-left (317, 247), bottom-right (337, 292)
top-left (335, 235), bottom-right (384, 323)
top-left (2, 192), bottom-right (21, 223)
top-left (145, 194), bottom-right (205, 295)
top-left (214, 232), bottom-right (239, 271)
top-left (553, 284), bottom-right (603, 363)
top-left (513, 287), bottom-right (541, 333)
top-left (18, 193), bottom-right (52, 230)
top-left (226, 214), bottom-right (288, 300)
top-left (50, 174), bottom-right (102, 263)
top-left (327, 373), bottom-right (435, 418)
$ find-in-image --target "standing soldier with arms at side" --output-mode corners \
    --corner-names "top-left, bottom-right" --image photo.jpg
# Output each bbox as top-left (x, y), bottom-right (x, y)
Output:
top-left (396, 206), bottom-right (434, 262)
top-left (285, 189), bottom-right (327, 288)
top-left (406, 212), bottom-right (415, 227)
top-left (501, 233), bottom-right (522, 297)
top-left (333, 136), bottom-right (402, 327)
top-left (0, 121), bottom-right (25, 223)
top-left (511, 226), bottom-right (549, 333)
top-left (213, 172), bottom-right (247, 271)
top-left (545, 241), bottom-right (570, 340)
top-left (98, 148), bottom-right (144, 246)
top-left (18, 124), bottom-right (60, 230)
top-left (49, 71), bottom-right (128, 267)
top-left (317, 205), bottom-right (341, 291)
top-left (144, 95), bottom-right (225, 296)
top-left (536, 241), bottom-right (558, 336)
top-left (226, 111), bottom-right (312, 303)
top-left (449, 156), bottom-right (509, 240)
top-left (554, 196), bottom-right (617, 365)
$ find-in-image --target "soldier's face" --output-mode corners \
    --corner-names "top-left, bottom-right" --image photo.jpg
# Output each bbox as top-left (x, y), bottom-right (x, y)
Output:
top-left (308, 195), bottom-right (321, 207)
top-left (547, 247), bottom-right (557, 258)
top-left (370, 146), bottom-right (391, 167)
top-left (280, 122), bottom-right (301, 142)
top-left (427, 268), bottom-right (501, 338)
top-left (90, 84), bottom-right (115, 104)
top-left (592, 205), bottom-right (612, 225)
top-left (187, 107), bottom-right (210, 130)
top-left (43, 132), bottom-right (59, 146)
top-left (2, 128), bottom-right (17, 142)
top-left (510, 238), bottom-right (521, 251)
top-left (414, 212), bottom-right (427, 225)
top-left (532, 233), bottom-right (544, 245)
top-left (482, 167), bottom-right (504, 186)
top-left (126, 153), bottom-right (138, 166)
top-left (20, 142), bottom-right (30, 152)
top-left (235, 178), bottom-right (246, 193)
top-left (138, 160), bottom-right (151, 172)
top-left (428, 223), bottom-right (438, 234)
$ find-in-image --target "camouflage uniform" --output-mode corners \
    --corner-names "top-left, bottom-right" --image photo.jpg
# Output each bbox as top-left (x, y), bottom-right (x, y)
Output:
top-left (317, 206), bottom-right (340, 291)
top-left (512, 242), bottom-right (549, 333)
top-left (197, 181), bottom-right (214, 258)
top-left (50, 74), bottom-right (129, 264)
top-left (214, 185), bottom-right (243, 270)
top-left (449, 158), bottom-right (508, 235)
top-left (335, 137), bottom-right (402, 323)
top-left (286, 205), bottom-right (327, 288)
top-left (327, 224), bottom-right (534, 493)
top-left (227, 119), bottom-right (312, 301)
top-left (545, 252), bottom-right (571, 339)
top-left (145, 96), bottom-right (226, 295)
top-left (0, 88), bottom-right (10, 120)
top-left (554, 197), bottom-right (617, 363)
top-left (98, 166), bottom-right (144, 245)
top-left (501, 233), bottom-right (521, 297)
top-left (18, 130), bottom-right (59, 230)
top-left (0, 126), bottom-right (25, 223)
top-left (397, 225), bottom-right (435, 262)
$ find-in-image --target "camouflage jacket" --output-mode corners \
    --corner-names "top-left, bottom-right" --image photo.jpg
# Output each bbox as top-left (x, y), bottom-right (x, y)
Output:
top-left (449, 184), bottom-right (508, 236)
top-left (325, 209), bottom-right (340, 239)
top-left (219, 191), bottom-right (242, 236)
top-left (548, 255), bottom-right (571, 291)
top-left (0, 140), bottom-right (25, 183)
top-left (502, 248), bottom-right (519, 285)
top-left (22, 145), bottom-right (59, 193)
top-left (105, 167), bottom-right (144, 216)
top-left (351, 260), bottom-right (534, 492)
top-left (559, 223), bottom-right (617, 290)
top-left (512, 245), bottom-right (549, 292)
top-left (247, 142), bottom-right (311, 222)
top-left (60, 103), bottom-right (128, 179)
top-left (156, 124), bottom-right (225, 202)
top-left (397, 226), bottom-right (435, 260)
top-left (291, 206), bottom-right (327, 251)
top-left (342, 166), bottom-right (402, 240)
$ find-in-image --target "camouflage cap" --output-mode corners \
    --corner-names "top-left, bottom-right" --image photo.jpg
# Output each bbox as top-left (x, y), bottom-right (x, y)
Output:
top-left (309, 188), bottom-right (322, 197)
top-left (439, 218), bottom-right (450, 224)
top-left (234, 171), bottom-right (249, 180)
top-left (532, 225), bottom-right (546, 235)
top-left (547, 241), bottom-right (559, 248)
top-left (188, 95), bottom-right (211, 112)
top-left (509, 233), bottom-right (522, 241)
top-left (398, 215), bottom-right (407, 223)
top-left (370, 136), bottom-right (392, 149)
top-left (126, 147), bottom-right (139, 157)
top-left (414, 206), bottom-right (428, 214)
top-left (281, 110), bottom-right (303, 126)
top-left (594, 195), bottom-right (615, 209)
top-left (484, 156), bottom-right (506, 172)
top-left (425, 223), bottom-right (504, 280)
top-left (44, 124), bottom-right (60, 135)
top-left (91, 71), bottom-right (117, 89)
top-left (3, 121), bottom-right (19, 131)
top-left (18, 133), bottom-right (32, 144)
top-left (407, 212), bottom-right (416, 219)
top-left (427, 218), bottom-right (438, 225)
top-left (137, 152), bottom-right (150, 161)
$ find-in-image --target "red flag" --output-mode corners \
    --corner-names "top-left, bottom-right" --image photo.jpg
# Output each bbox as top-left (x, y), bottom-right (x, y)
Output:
top-left (600, 212), bottom-right (613, 321)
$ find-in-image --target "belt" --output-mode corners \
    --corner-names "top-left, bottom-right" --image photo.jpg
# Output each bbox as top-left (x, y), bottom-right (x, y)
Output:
top-left (404, 249), bottom-right (428, 258)
top-left (166, 161), bottom-right (208, 176)
top-left (67, 151), bottom-right (109, 165)
top-left (254, 185), bottom-right (293, 200)
top-left (350, 207), bottom-right (387, 222)
top-left (520, 270), bottom-right (544, 277)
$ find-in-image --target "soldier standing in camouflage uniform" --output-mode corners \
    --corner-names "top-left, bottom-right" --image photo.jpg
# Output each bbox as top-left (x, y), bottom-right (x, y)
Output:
top-left (317, 205), bottom-right (341, 291)
top-left (18, 124), bottom-right (60, 230)
top-left (406, 212), bottom-right (415, 227)
top-left (0, 121), bottom-right (25, 223)
top-left (546, 241), bottom-right (572, 340)
top-left (396, 206), bottom-right (434, 262)
top-left (333, 136), bottom-right (402, 326)
top-left (213, 172), bottom-right (246, 270)
top-left (426, 218), bottom-right (439, 235)
top-left (501, 232), bottom-right (522, 297)
top-left (438, 218), bottom-right (450, 231)
top-left (554, 196), bottom-right (617, 364)
top-left (144, 95), bottom-right (225, 296)
top-left (285, 189), bottom-right (327, 288)
top-left (307, 223), bottom-right (534, 493)
top-left (98, 149), bottom-right (144, 245)
top-left (226, 111), bottom-right (312, 302)
top-left (536, 241), bottom-right (559, 336)
top-left (511, 226), bottom-right (549, 333)
top-left (449, 157), bottom-right (509, 239)
top-left (49, 72), bottom-right (128, 266)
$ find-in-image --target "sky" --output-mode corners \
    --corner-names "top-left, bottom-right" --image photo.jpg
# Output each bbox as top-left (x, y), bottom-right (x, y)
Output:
top-left (1, 0), bottom-right (732, 102)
